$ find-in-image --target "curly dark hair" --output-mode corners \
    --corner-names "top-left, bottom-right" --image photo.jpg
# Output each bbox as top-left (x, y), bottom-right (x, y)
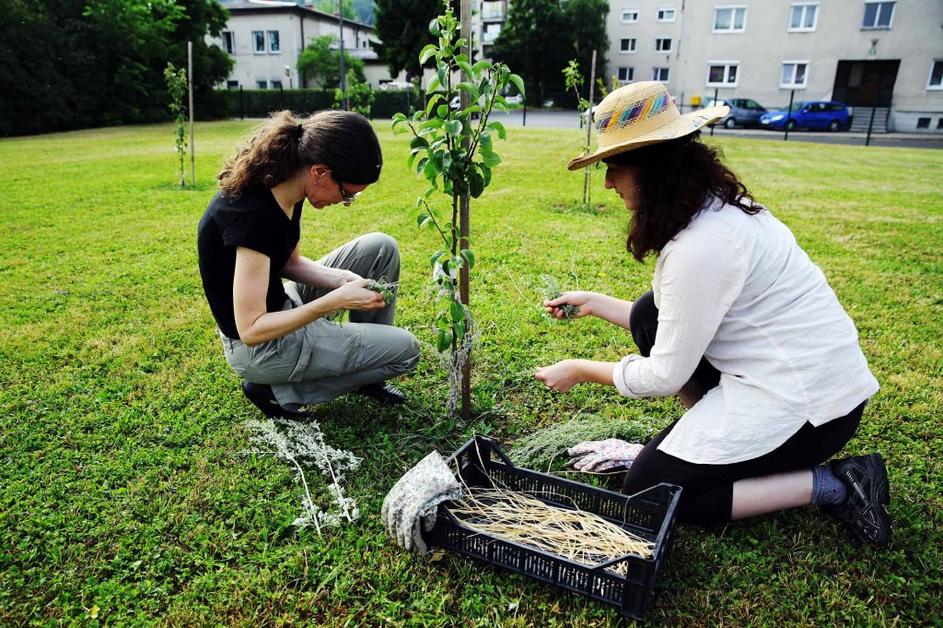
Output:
top-left (604, 131), bottom-right (759, 262)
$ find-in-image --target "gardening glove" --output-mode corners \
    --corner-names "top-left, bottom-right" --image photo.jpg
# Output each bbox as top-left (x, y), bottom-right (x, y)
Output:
top-left (381, 450), bottom-right (462, 554)
top-left (566, 439), bottom-right (644, 472)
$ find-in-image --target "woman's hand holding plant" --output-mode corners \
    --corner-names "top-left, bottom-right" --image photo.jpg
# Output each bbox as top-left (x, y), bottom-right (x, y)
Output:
top-left (330, 279), bottom-right (385, 311)
top-left (544, 291), bottom-right (596, 320)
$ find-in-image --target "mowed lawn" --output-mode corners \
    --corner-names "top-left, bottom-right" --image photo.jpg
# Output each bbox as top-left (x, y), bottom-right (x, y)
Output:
top-left (1, 119), bottom-right (941, 626)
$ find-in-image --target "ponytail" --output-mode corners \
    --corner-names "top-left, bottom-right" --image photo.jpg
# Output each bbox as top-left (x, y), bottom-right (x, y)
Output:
top-left (217, 109), bottom-right (383, 199)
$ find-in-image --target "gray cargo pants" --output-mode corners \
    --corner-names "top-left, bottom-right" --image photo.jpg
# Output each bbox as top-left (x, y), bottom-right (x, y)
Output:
top-left (221, 232), bottom-right (420, 407)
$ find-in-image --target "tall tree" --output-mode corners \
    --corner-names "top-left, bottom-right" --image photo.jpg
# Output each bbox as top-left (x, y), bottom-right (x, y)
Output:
top-left (372, 0), bottom-right (441, 80)
top-left (491, 0), bottom-right (570, 104)
top-left (563, 0), bottom-right (609, 94)
top-left (297, 35), bottom-right (366, 88)
top-left (0, 0), bottom-right (231, 136)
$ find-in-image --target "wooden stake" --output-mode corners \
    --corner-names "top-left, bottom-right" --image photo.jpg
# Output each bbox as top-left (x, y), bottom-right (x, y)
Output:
top-left (459, 0), bottom-right (472, 422)
top-left (187, 41), bottom-right (195, 187)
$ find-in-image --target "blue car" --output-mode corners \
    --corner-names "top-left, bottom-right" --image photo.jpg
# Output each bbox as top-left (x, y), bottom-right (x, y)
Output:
top-left (759, 101), bottom-right (850, 131)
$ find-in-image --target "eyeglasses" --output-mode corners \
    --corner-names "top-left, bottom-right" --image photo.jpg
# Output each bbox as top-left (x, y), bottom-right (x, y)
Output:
top-left (337, 180), bottom-right (359, 206)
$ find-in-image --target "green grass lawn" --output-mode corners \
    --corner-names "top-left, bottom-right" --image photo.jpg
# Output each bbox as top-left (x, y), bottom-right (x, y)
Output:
top-left (1, 120), bottom-right (941, 625)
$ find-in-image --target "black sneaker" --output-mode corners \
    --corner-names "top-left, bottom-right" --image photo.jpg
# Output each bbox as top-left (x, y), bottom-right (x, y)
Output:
top-left (241, 381), bottom-right (306, 419)
top-left (822, 454), bottom-right (892, 547)
top-left (355, 382), bottom-right (406, 405)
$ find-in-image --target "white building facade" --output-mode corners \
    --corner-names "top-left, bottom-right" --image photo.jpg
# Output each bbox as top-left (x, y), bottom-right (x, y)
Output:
top-left (606, 0), bottom-right (943, 132)
top-left (213, 0), bottom-right (394, 89)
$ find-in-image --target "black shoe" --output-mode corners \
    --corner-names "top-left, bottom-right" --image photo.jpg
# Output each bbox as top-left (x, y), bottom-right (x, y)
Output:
top-left (822, 454), bottom-right (892, 547)
top-left (355, 382), bottom-right (406, 405)
top-left (241, 381), bottom-right (306, 419)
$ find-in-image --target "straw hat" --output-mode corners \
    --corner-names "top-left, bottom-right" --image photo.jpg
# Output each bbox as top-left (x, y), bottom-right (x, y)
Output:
top-left (567, 81), bottom-right (729, 170)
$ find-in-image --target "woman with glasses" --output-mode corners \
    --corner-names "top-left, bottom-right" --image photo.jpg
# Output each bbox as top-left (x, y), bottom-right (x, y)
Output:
top-left (198, 110), bottom-right (419, 418)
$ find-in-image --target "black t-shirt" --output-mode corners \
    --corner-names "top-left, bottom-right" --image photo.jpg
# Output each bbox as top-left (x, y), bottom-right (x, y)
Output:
top-left (197, 187), bottom-right (303, 339)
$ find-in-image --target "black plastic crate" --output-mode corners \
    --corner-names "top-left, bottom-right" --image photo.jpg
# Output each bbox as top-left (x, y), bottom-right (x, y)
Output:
top-left (423, 436), bottom-right (682, 620)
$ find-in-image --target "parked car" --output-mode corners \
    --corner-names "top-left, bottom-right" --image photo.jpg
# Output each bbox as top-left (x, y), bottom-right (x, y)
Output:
top-left (705, 98), bottom-right (768, 128)
top-left (759, 101), bottom-right (850, 131)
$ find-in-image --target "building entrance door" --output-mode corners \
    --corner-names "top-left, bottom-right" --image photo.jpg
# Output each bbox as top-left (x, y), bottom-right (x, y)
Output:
top-left (832, 60), bottom-right (900, 107)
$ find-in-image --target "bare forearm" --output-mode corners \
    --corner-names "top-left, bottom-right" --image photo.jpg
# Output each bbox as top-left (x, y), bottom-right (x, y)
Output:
top-left (282, 256), bottom-right (341, 288)
top-left (588, 294), bottom-right (635, 330)
top-left (576, 359), bottom-right (618, 386)
top-left (239, 293), bottom-right (340, 345)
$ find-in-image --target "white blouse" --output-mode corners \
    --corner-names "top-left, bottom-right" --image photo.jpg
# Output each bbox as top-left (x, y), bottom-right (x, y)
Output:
top-left (612, 202), bottom-right (879, 464)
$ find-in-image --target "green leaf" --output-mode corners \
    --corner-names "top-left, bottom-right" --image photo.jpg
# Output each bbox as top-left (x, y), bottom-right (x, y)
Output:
top-left (419, 118), bottom-right (444, 131)
top-left (457, 60), bottom-right (473, 79)
top-left (423, 158), bottom-right (440, 181)
top-left (454, 320), bottom-right (465, 341)
top-left (461, 248), bottom-right (475, 269)
top-left (480, 132), bottom-right (492, 152)
top-left (472, 59), bottom-right (492, 73)
top-left (417, 213), bottom-right (432, 228)
top-left (483, 151), bottom-right (502, 168)
top-left (469, 172), bottom-right (484, 198)
top-left (424, 93), bottom-right (443, 116)
top-left (419, 43), bottom-right (437, 65)
top-left (430, 250), bottom-right (445, 268)
top-left (436, 104), bottom-right (449, 118)
top-left (429, 18), bottom-right (440, 36)
top-left (449, 300), bottom-right (464, 323)
top-left (425, 74), bottom-right (442, 95)
top-left (487, 121), bottom-right (507, 140)
top-left (445, 120), bottom-right (462, 136)
top-left (456, 82), bottom-right (479, 99)
top-left (410, 136), bottom-right (429, 151)
top-left (509, 73), bottom-right (526, 98)
top-left (436, 330), bottom-right (451, 352)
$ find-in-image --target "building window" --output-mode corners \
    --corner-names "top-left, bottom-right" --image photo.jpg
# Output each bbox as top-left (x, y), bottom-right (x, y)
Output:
top-left (862, 1), bottom-right (894, 29)
top-left (620, 38), bottom-right (637, 53)
top-left (780, 61), bottom-right (808, 88)
top-left (652, 67), bottom-right (669, 82)
top-left (256, 80), bottom-right (268, 89)
top-left (267, 30), bottom-right (280, 53)
top-left (253, 31), bottom-right (265, 54)
top-left (937, 118), bottom-right (943, 130)
top-left (270, 80), bottom-right (283, 89)
top-left (789, 3), bottom-right (818, 31)
top-left (621, 9), bottom-right (639, 23)
top-left (617, 67), bottom-right (634, 83)
top-left (226, 80), bottom-right (239, 89)
top-left (927, 60), bottom-right (943, 90)
top-left (657, 8), bottom-right (676, 22)
top-left (916, 117), bottom-right (930, 129)
top-left (707, 62), bottom-right (739, 86)
top-left (655, 38), bottom-right (672, 52)
top-left (222, 31), bottom-right (234, 54)
top-left (713, 6), bottom-right (747, 32)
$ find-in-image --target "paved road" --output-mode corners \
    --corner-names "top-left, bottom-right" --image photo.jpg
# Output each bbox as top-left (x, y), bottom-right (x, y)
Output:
top-left (489, 109), bottom-right (943, 150)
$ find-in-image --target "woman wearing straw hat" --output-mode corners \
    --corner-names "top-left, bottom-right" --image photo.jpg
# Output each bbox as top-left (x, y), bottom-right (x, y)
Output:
top-left (198, 110), bottom-right (419, 418)
top-left (534, 82), bottom-right (890, 546)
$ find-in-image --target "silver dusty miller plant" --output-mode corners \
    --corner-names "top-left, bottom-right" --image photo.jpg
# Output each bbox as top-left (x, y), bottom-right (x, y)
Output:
top-left (244, 419), bottom-right (361, 536)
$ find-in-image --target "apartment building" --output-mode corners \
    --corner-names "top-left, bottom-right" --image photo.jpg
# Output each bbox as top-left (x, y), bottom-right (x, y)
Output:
top-left (214, 0), bottom-right (393, 89)
top-left (606, 1), bottom-right (684, 91)
top-left (607, 0), bottom-right (943, 132)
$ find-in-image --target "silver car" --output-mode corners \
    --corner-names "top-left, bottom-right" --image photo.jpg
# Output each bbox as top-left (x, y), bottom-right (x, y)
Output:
top-left (705, 98), bottom-right (768, 129)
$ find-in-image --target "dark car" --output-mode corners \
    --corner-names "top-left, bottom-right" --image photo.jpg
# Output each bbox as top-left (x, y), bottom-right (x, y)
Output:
top-left (705, 98), bottom-right (768, 128)
top-left (759, 101), bottom-right (850, 131)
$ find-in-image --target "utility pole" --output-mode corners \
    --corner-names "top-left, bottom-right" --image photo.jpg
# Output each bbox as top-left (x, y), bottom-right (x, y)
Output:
top-left (338, 1), bottom-right (348, 110)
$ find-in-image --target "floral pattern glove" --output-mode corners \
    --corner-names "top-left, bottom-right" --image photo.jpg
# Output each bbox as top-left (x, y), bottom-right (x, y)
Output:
top-left (566, 439), bottom-right (645, 472)
top-left (381, 451), bottom-right (462, 554)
